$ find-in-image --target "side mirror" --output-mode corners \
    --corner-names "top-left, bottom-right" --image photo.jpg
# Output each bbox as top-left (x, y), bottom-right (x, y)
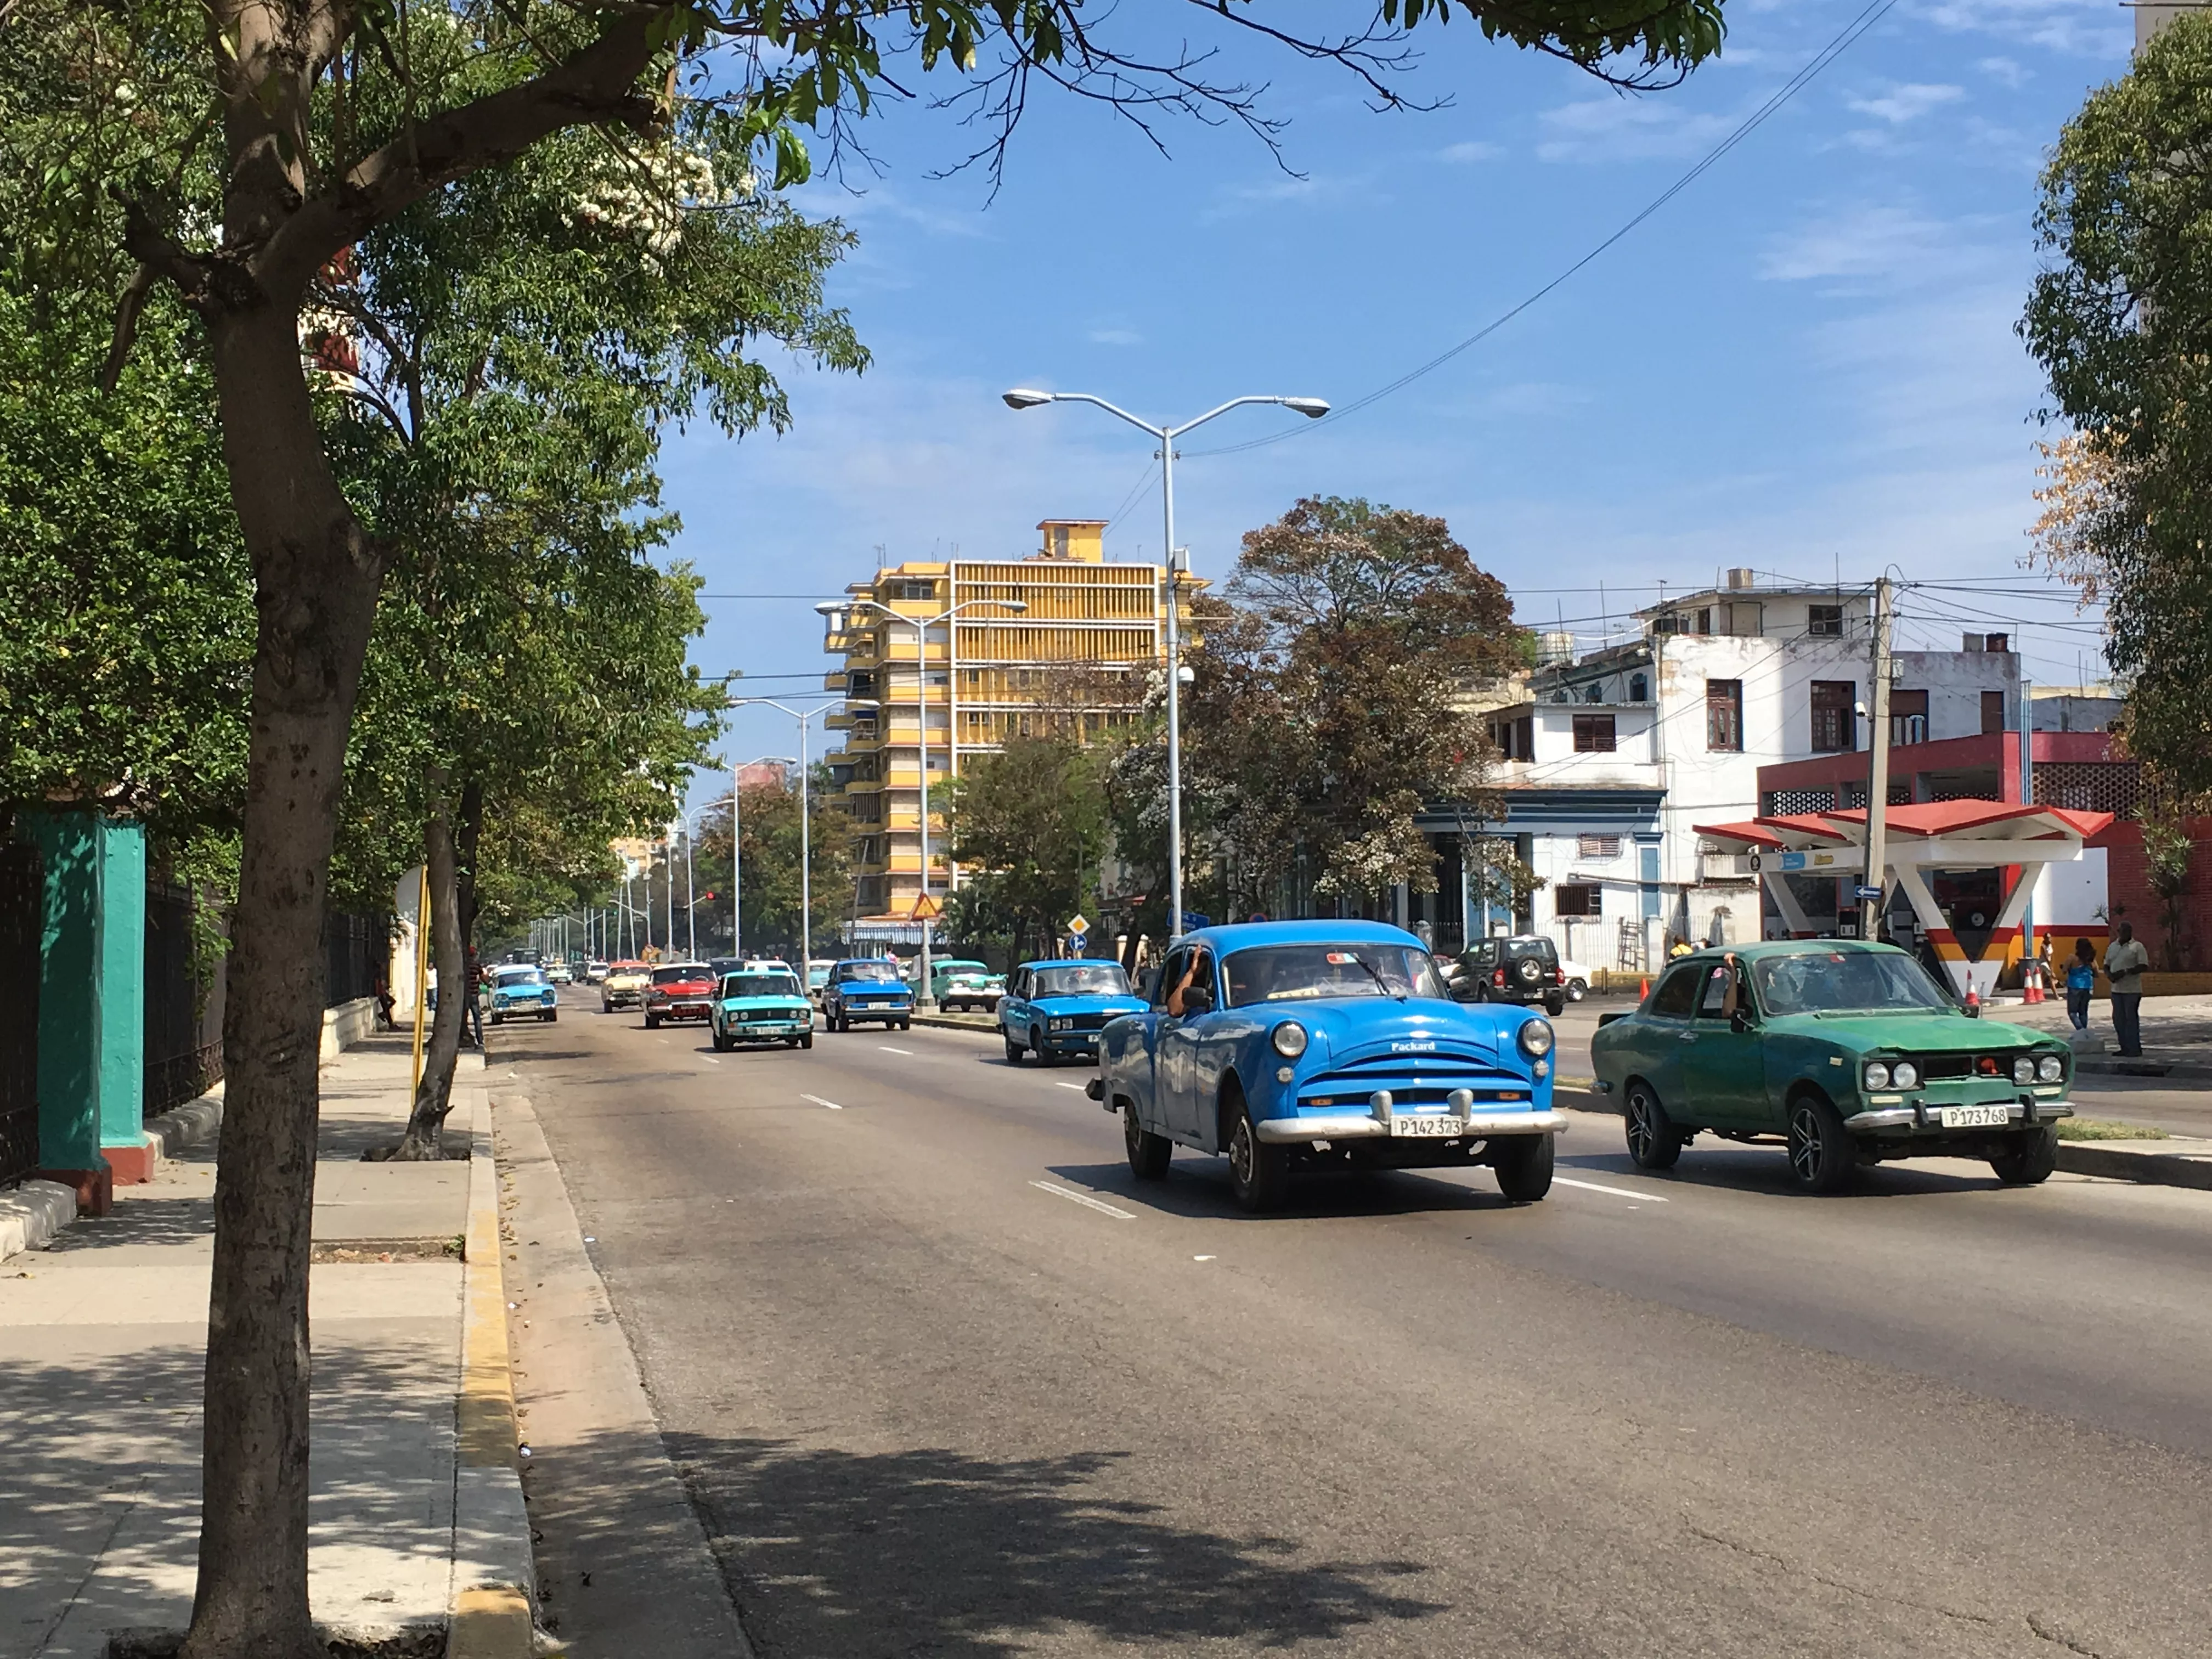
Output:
top-left (1730, 1008), bottom-right (1756, 1035)
top-left (1180, 987), bottom-right (1214, 1016)
top-left (1447, 978), bottom-right (1480, 1003)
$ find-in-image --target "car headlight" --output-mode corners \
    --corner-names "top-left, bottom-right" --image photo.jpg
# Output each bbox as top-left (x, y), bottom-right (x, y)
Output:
top-left (2038, 1054), bottom-right (2064, 1083)
top-left (1271, 1021), bottom-right (1308, 1059)
top-left (1891, 1060), bottom-right (1919, 1090)
top-left (1863, 1061), bottom-right (1892, 1090)
top-left (2012, 1056), bottom-right (2036, 1086)
top-left (1050, 1017), bottom-right (1069, 1031)
top-left (1517, 1017), bottom-right (1555, 1059)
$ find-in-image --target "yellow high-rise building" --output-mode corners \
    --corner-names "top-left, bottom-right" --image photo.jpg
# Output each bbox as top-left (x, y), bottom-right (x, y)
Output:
top-left (818, 518), bottom-right (1201, 932)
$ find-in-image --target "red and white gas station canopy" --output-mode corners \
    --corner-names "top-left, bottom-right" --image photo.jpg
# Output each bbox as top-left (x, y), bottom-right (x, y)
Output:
top-left (1695, 800), bottom-right (2113, 859)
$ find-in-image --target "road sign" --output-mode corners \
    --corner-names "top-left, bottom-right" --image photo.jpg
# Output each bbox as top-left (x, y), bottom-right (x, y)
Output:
top-left (1854, 884), bottom-right (1884, 901)
top-left (1065, 913), bottom-right (1088, 937)
top-left (911, 892), bottom-right (942, 921)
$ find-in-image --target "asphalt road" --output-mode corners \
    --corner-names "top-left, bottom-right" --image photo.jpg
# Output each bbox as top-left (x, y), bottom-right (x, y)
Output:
top-left (503, 989), bottom-right (2212, 1658)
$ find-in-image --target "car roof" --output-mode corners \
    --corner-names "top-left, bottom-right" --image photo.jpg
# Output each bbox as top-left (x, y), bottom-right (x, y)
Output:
top-left (1671, 939), bottom-right (1908, 964)
top-left (1017, 958), bottom-right (1125, 972)
top-left (1176, 919), bottom-right (1426, 954)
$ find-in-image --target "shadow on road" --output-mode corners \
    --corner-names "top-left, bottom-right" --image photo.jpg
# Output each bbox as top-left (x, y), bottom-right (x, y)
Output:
top-left (654, 1434), bottom-right (1445, 1655)
top-left (1045, 1160), bottom-right (1515, 1222)
top-left (1559, 1146), bottom-right (2016, 1201)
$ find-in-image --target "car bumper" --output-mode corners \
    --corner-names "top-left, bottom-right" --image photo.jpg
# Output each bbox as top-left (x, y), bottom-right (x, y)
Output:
top-left (604, 989), bottom-right (644, 1006)
top-left (495, 1001), bottom-right (556, 1015)
top-left (723, 1020), bottom-right (811, 1038)
top-left (841, 1004), bottom-right (911, 1019)
top-left (1255, 1107), bottom-right (1570, 1143)
top-left (1040, 1031), bottom-right (1101, 1053)
top-left (653, 1002), bottom-right (712, 1021)
top-left (1845, 1098), bottom-right (2074, 1134)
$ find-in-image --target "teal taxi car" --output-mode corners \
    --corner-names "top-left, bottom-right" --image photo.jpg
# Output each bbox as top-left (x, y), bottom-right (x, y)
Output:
top-left (1590, 940), bottom-right (2074, 1192)
top-left (488, 964), bottom-right (557, 1024)
top-left (1088, 921), bottom-right (1563, 1211)
top-left (710, 969), bottom-right (814, 1051)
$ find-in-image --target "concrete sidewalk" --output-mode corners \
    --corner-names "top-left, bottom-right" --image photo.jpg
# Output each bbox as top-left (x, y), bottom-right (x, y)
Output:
top-left (0, 1034), bottom-right (529, 1658)
top-left (1985, 992), bottom-right (2212, 1079)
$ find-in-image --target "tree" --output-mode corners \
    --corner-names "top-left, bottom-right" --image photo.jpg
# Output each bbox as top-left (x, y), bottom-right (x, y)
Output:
top-left (947, 733), bottom-right (1110, 960)
top-left (1184, 496), bottom-right (1527, 913)
top-left (692, 764), bottom-right (851, 958)
top-left (8, 3), bottom-right (1731, 1650)
top-left (2022, 16), bottom-right (2212, 799)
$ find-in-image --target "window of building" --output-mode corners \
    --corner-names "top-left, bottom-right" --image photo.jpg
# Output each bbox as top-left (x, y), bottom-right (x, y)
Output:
top-left (1572, 714), bottom-right (1617, 753)
top-left (1554, 883), bottom-right (1601, 917)
top-left (1724, 601), bottom-right (1763, 637)
top-left (1810, 681), bottom-right (1856, 752)
top-left (1890, 689), bottom-right (1928, 746)
top-left (1707, 679), bottom-right (1743, 752)
top-left (898, 579), bottom-right (934, 601)
top-left (1577, 835), bottom-right (1622, 861)
top-left (1628, 673), bottom-right (1649, 702)
top-left (1584, 682), bottom-right (1605, 704)
top-left (1695, 607), bottom-right (1712, 634)
top-left (1982, 690), bottom-right (2007, 735)
top-left (1808, 603), bottom-right (1844, 637)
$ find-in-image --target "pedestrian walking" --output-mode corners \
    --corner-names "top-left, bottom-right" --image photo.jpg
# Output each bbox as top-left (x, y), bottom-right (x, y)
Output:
top-left (2103, 922), bottom-right (2151, 1057)
top-left (2064, 937), bottom-right (2096, 1032)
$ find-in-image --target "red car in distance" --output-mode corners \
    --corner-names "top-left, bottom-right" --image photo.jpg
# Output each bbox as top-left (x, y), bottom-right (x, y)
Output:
top-left (644, 962), bottom-right (716, 1029)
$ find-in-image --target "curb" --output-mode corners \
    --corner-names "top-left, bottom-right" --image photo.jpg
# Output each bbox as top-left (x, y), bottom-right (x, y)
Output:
top-left (143, 1085), bottom-right (224, 1165)
top-left (450, 1082), bottom-right (535, 1659)
top-left (2056, 1141), bottom-right (2212, 1190)
top-left (911, 1012), bottom-right (997, 1034)
top-left (0, 1179), bottom-right (77, 1264)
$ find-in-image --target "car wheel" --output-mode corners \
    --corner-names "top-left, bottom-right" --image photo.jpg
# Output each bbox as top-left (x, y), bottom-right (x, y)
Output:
top-left (899, 1018), bottom-right (911, 1031)
top-left (1544, 993), bottom-right (1566, 1017)
top-left (1989, 1125), bottom-right (2059, 1186)
top-left (1567, 978), bottom-right (1587, 1002)
top-left (543, 1012), bottom-right (557, 1023)
top-left (1030, 1027), bottom-right (1053, 1068)
top-left (712, 1030), bottom-right (730, 1052)
top-left (1124, 1103), bottom-right (1172, 1180)
top-left (800, 1032), bottom-right (813, 1050)
top-left (1492, 1132), bottom-right (1555, 1203)
top-left (1224, 1091), bottom-right (1289, 1212)
top-left (1003, 1029), bottom-right (1024, 1064)
top-left (645, 1013), bottom-right (659, 1029)
top-left (489, 1012), bottom-right (503, 1026)
top-left (1786, 1091), bottom-right (1857, 1194)
top-left (1624, 1082), bottom-right (1684, 1171)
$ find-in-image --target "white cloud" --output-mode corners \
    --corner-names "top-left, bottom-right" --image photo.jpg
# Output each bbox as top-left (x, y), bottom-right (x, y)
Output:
top-left (1758, 203), bottom-right (1984, 286)
top-left (1088, 326), bottom-right (1143, 347)
top-left (1922, 0), bottom-right (2130, 57)
top-left (1976, 56), bottom-right (2029, 88)
top-left (1536, 97), bottom-right (1743, 163)
top-left (1438, 140), bottom-right (1502, 164)
top-left (1846, 83), bottom-right (1965, 126)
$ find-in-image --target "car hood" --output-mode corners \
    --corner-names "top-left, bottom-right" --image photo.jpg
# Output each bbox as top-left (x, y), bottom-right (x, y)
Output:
top-left (1029, 994), bottom-right (1147, 1017)
top-left (1763, 1011), bottom-right (2053, 1052)
top-left (838, 980), bottom-right (910, 995)
top-left (493, 983), bottom-right (549, 998)
top-left (653, 979), bottom-right (713, 996)
top-left (1256, 997), bottom-right (1537, 1064)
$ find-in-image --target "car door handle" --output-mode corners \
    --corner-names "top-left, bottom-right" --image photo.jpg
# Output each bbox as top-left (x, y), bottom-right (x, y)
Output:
top-left (1678, 1032), bottom-right (1697, 1043)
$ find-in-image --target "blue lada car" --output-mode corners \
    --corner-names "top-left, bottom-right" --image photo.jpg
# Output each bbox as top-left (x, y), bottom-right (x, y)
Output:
top-left (487, 964), bottom-right (557, 1025)
top-left (1086, 921), bottom-right (1564, 1211)
top-left (710, 969), bottom-right (814, 1051)
top-left (997, 959), bottom-right (1148, 1065)
top-left (822, 957), bottom-right (913, 1032)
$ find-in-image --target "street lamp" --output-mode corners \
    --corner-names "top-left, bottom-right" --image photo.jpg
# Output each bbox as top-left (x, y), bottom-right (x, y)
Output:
top-left (819, 596), bottom-right (1027, 1008)
top-left (726, 696), bottom-right (876, 974)
top-left (1001, 388), bottom-right (1328, 939)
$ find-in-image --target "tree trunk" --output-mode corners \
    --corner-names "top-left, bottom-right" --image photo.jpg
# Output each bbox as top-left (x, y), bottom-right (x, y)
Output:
top-left (393, 799), bottom-right (465, 1159)
top-left (183, 305), bottom-right (383, 1659)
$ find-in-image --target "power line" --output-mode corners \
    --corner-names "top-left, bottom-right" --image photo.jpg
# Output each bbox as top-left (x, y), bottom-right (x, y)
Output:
top-left (1185, 0), bottom-right (1904, 460)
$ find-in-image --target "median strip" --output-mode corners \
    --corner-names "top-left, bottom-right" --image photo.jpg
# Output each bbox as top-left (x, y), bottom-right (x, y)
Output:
top-left (1029, 1180), bottom-right (1136, 1220)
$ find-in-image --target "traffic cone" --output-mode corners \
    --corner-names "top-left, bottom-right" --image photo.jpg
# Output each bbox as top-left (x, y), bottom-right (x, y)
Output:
top-left (1965, 983), bottom-right (1981, 1012)
top-left (1639, 977), bottom-right (1650, 1001)
top-left (2023, 967), bottom-right (2044, 1005)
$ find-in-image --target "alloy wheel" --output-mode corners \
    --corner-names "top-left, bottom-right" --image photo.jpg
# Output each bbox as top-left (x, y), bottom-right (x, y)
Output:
top-left (1228, 1117), bottom-right (1255, 1186)
top-left (1789, 1104), bottom-right (1824, 1184)
top-left (1627, 1094), bottom-right (1657, 1163)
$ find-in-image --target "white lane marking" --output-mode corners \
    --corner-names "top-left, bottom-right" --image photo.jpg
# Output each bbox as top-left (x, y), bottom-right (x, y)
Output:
top-left (801, 1093), bottom-right (844, 1111)
top-left (1029, 1180), bottom-right (1136, 1220)
top-left (1054, 1081), bottom-right (1087, 1092)
top-left (701, 1057), bottom-right (721, 1065)
top-left (879, 1045), bottom-right (914, 1056)
top-left (1555, 1176), bottom-right (1669, 1203)
top-left (1193, 1254), bottom-right (1216, 1262)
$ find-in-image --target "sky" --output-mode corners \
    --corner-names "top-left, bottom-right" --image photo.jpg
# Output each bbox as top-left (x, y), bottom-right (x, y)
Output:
top-left (672, 0), bottom-right (2132, 803)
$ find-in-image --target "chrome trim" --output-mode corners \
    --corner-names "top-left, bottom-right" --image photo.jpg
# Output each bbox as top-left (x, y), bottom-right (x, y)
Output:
top-left (1846, 1099), bottom-right (2074, 1132)
top-left (1843, 1106), bottom-right (1917, 1131)
top-left (1256, 1108), bottom-right (1570, 1144)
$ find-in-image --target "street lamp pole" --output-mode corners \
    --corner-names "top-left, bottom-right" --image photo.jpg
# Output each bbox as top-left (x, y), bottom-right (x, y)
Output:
top-left (1000, 389), bottom-right (1328, 940)
top-left (821, 602), bottom-right (1024, 1008)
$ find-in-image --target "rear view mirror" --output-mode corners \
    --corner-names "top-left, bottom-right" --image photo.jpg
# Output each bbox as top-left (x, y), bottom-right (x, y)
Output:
top-left (1180, 987), bottom-right (1214, 1015)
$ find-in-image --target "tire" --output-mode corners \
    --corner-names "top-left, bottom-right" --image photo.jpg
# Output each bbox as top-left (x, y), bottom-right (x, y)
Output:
top-left (1624, 1082), bottom-right (1684, 1171)
top-left (1544, 994), bottom-right (1566, 1017)
top-left (1125, 1103), bottom-right (1172, 1180)
top-left (1492, 1132), bottom-right (1555, 1203)
top-left (800, 1032), bottom-right (813, 1050)
top-left (1786, 1091), bottom-right (1857, 1194)
top-left (645, 1013), bottom-right (659, 1030)
top-left (712, 1029), bottom-right (730, 1052)
top-left (489, 1012), bottom-right (503, 1026)
top-left (899, 1018), bottom-right (911, 1031)
top-left (1030, 1027), bottom-right (1050, 1067)
top-left (1003, 1029), bottom-right (1025, 1064)
top-left (1567, 979), bottom-right (1587, 1002)
top-left (1989, 1124), bottom-right (2059, 1186)
top-left (1514, 958), bottom-right (1544, 990)
top-left (543, 1011), bottom-right (557, 1023)
top-left (1224, 1092), bottom-right (1289, 1212)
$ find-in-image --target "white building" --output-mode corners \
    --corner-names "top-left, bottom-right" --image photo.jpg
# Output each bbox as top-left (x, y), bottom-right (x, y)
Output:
top-left (1415, 571), bottom-right (2023, 971)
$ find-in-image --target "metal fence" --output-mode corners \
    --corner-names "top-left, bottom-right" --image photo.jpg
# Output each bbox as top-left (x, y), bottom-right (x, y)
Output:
top-left (143, 883), bottom-right (221, 1122)
top-left (324, 910), bottom-right (386, 1008)
top-left (0, 845), bottom-right (41, 1188)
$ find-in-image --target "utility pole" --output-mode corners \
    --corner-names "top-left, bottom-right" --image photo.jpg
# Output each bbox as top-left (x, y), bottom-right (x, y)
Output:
top-left (1862, 576), bottom-right (1894, 944)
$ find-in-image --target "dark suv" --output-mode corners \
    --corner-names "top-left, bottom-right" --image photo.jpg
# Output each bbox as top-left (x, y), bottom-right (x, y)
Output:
top-left (1451, 935), bottom-right (1567, 1016)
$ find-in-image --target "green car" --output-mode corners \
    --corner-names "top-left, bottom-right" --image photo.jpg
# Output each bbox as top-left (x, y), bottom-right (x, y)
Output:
top-left (710, 969), bottom-right (814, 1052)
top-left (1590, 940), bottom-right (2073, 1193)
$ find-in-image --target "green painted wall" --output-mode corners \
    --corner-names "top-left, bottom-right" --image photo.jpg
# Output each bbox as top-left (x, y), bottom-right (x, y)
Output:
top-left (13, 809), bottom-right (146, 1169)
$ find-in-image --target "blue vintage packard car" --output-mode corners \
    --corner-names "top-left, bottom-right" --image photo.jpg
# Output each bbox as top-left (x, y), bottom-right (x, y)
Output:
top-left (487, 964), bottom-right (557, 1025)
top-left (997, 958), bottom-right (1148, 1064)
top-left (1087, 921), bottom-right (1564, 1210)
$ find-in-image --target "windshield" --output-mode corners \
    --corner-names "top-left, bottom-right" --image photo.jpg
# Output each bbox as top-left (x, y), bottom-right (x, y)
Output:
top-left (1225, 944), bottom-right (1446, 1006)
top-left (494, 969), bottom-right (544, 986)
top-left (721, 974), bottom-right (799, 999)
top-left (652, 964), bottom-right (709, 985)
top-left (1033, 963), bottom-right (1131, 997)
top-left (1752, 950), bottom-right (1954, 1015)
top-left (838, 961), bottom-right (901, 982)
top-left (935, 961), bottom-right (989, 977)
